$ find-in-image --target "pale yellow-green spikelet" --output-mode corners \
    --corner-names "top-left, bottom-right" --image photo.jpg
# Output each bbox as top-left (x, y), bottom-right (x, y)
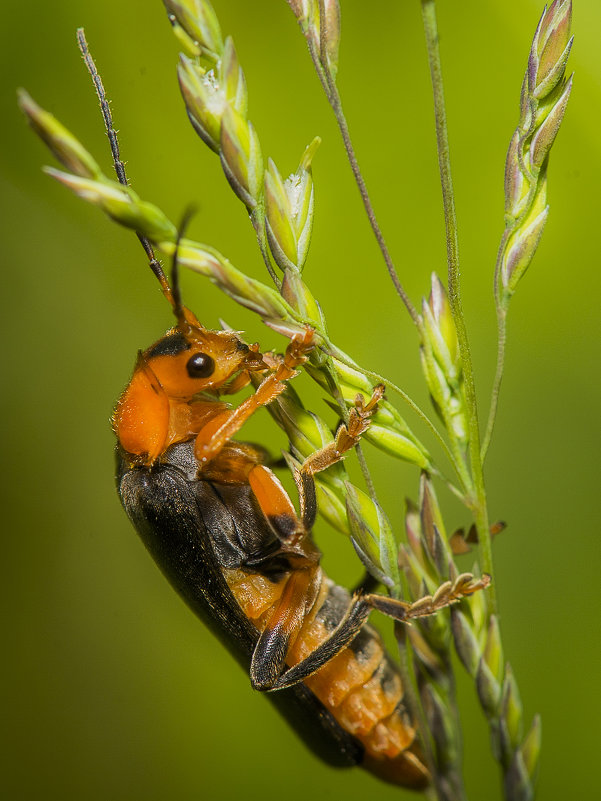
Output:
top-left (420, 272), bottom-right (468, 448)
top-left (220, 103), bottom-right (263, 210)
top-left (176, 36), bottom-right (247, 153)
top-left (344, 481), bottom-right (399, 591)
top-left (178, 55), bottom-right (222, 152)
top-left (48, 170), bottom-right (177, 241)
top-left (265, 138), bottom-right (319, 275)
top-left (17, 89), bottom-right (102, 180)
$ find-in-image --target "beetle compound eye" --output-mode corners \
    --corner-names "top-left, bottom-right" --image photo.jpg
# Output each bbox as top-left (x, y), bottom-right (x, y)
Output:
top-left (186, 352), bottom-right (215, 378)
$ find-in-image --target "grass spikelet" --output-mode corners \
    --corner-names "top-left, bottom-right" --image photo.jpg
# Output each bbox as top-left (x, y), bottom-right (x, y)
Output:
top-left (497, 0), bottom-right (573, 304)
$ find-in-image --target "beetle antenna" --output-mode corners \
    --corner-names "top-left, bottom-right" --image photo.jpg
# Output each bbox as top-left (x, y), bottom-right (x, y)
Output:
top-left (171, 206), bottom-right (197, 326)
top-left (76, 28), bottom-right (175, 309)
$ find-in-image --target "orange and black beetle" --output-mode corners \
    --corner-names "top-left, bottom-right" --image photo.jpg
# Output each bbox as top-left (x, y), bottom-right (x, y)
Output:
top-left (115, 263), bottom-right (431, 788)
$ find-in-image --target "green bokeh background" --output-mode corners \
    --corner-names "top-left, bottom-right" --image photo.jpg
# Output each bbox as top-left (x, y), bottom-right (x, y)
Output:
top-left (2, 1), bottom-right (600, 799)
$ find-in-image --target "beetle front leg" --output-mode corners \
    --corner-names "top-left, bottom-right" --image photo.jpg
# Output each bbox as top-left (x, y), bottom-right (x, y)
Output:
top-left (194, 328), bottom-right (315, 466)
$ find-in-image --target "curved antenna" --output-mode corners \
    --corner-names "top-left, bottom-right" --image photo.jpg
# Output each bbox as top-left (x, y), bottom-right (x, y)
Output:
top-left (76, 28), bottom-right (175, 310)
top-left (171, 206), bottom-right (197, 328)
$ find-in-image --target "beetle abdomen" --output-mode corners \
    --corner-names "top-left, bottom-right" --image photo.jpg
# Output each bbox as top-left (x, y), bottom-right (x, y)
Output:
top-left (225, 569), bottom-right (430, 789)
top-left (119, 440), bottom-right (429, 789)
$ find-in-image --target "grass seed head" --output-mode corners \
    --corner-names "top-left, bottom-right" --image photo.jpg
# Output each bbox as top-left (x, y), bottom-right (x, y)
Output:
top-left (504, 715), bottom-right (542, 801)
top-left (178, 56), bottom-right (222, 152)
top-left (497, 1), bottom-right (572, 305)
top-left (220, 106), bottom-right (263, 210)
top-left (529, 0), bottom-right (572, 99)
top-left (420, 274), bottom-right (468, 446)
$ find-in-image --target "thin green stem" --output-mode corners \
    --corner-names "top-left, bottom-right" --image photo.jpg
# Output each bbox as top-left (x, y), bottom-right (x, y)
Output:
top-left (481, 303), bottom-right (507, 462)
top-left (306, 5), bottom-right (421, 329)
top-left (355, 443), bottom-right (377, 499)
top-left (420, 0), bottom-right (496, 609)
top-left (429, 465), bottom-right (468, 504)
top-left (483, 117), bottom-right (545, 464)
top-left (343, 356), bottom-right (472, 497)
top-left (325, 90), bottom-right (420, 327)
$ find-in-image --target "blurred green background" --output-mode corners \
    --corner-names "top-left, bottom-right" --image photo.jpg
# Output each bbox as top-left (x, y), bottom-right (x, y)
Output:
top-left (2, 1), bottom-right (600, 799)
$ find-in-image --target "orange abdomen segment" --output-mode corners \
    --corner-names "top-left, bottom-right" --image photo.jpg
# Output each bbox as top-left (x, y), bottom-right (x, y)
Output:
top-left (114, 360), bottom-right (170, 463)
top-left (225, 569), bottom-right (429, 789)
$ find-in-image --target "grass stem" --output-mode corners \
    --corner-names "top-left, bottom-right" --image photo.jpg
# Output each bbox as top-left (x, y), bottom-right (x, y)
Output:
top-left (307, 4), bottom-right (421, 328)
top-left (420, 0), bottom-right (496, 609)
top-left (482, 301), bottom-right (508, 462)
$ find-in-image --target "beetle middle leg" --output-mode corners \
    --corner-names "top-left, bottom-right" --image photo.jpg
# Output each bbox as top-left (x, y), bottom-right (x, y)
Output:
top-left (290, 384), bottom-right (386, 530)
top-left (246, 383), bottom-right (386, 543)
top-left (300, 384), bottom-right (385, 478)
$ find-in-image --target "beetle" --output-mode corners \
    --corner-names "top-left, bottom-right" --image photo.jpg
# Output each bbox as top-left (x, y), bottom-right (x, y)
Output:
top-left (113, 228), bottom-right (494, 788)
top-left (114, 246), bottom-right (433, 787)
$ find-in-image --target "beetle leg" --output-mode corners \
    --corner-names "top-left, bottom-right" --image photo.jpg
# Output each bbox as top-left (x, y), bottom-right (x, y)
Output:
top-left (295, 468), bottom-right (318, 532)
top-left (220, 369), bottom-right (253, 395)
top-left (258, 593), bottom-right (373, 692)
top-left (248, 464), bottom-right (305, 544)
top-left (364, 573), bottom-right (491, 622)
top-left (194, 328), bottom-right (315, 466)
top-left (250, 567), bottom-right (321, 690)
top-left (301, 384), bottom-right (385, 478)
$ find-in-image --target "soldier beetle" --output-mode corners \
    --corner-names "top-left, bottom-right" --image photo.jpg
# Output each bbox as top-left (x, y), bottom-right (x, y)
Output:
top-left (116, 248), bottom-right (430, 786)
top-left (114, 225), bottom-right (492, 788)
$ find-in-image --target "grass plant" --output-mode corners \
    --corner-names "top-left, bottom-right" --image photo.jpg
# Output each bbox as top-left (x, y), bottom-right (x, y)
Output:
top-left (19, 2), bottom-right (572, 799)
